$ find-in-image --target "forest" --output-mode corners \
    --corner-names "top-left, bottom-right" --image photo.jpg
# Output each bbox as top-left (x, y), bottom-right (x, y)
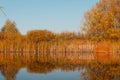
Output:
top-left (0, 0), bottom-right (120, 51)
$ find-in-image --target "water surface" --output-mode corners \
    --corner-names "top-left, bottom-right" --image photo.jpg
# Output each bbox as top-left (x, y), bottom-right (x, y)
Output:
top-left (0, 53), bottom-right (120, 80)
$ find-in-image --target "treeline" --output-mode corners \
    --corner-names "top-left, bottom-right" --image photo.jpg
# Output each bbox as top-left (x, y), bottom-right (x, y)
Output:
top-left (1, 0), bottom-right (120, 50)
top-left (0, 20), bottom-right (86, 51)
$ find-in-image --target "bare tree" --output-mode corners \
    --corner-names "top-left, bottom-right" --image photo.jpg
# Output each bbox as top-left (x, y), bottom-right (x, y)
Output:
top-left (0, 6), bottom-right (7, 16)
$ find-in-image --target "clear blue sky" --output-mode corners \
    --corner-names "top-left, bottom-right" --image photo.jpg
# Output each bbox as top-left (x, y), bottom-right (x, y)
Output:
top-left (0, 0), bottom-right (99, 34)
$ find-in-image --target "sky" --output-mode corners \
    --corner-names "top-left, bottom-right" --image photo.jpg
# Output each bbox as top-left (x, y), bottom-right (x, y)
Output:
top-left (0, 0), bottom-right (99, 34)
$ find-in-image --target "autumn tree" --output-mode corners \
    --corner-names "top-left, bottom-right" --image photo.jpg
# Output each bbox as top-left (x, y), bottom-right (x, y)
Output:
top-left (1, 20), bottom-right (20, 34)
top-left (0, 20), bottom-right (23, 50)
top-left (27, 30), bottom-right (55, 53)
top-left (83, 0), bottom-right (120, 41)
top-left (27, 30), bottom-right (55, 44)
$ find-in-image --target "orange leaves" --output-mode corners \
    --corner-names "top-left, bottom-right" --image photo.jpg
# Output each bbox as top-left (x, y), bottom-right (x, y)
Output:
top-left (1, 20), bottom-right (20, 34)
top-left (27, 30), bottom-right (55, 43)
top-left (83, 0), bottom-right (120, 41)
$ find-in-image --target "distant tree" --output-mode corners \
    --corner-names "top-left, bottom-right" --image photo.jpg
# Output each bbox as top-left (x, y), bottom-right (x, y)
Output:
top-left (58, 32), bottom-right (77, 40)
top-left (27, 30), bottom-right (55, 44)
top-left (83, 0), bottom-right (120, 41)
top-left (1, 20), bottom-right (20, 34)
top-left (27, 30), bottom-right (55, 53)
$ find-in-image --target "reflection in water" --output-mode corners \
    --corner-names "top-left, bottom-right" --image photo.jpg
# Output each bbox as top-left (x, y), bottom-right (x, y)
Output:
top-left (0, 53), bottom-right (86, 80)
top-left (1, 64), bottom-right (18, 80)
top-left (0, 53), bottom-right (119, 80)
top-left (82, 62), bottom-right (120, 80)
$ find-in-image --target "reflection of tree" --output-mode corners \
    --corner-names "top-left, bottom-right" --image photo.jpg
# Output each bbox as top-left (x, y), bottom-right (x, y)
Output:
top-left (60, 64), bottom-right (81, 72)
top-left (0, 53), bottom-right (84, 80)
top-left (82, 62), bottom-right (120, 80)
top-left (0, 55), bottom-right (25, 80)
top-left (27, 62), bottom-right (56, 74)
top-left (1, 53), bottom-right (120, 80)
top-left (0, 64), bottom-right (18, 80)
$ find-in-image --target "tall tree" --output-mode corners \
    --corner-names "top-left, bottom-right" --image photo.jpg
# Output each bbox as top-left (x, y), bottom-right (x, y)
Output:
top-left (1, 20), bottom-right (20, 34)
top-left (83, 0), bottom-right (120, 41)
